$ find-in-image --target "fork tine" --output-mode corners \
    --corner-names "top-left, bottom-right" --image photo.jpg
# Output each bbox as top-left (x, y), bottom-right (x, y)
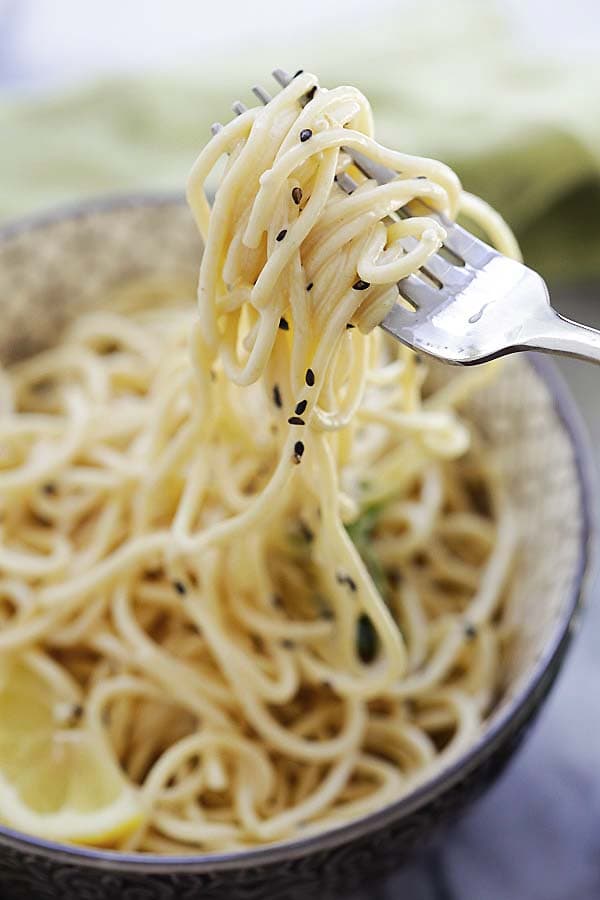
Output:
top-left (420, 252), bottom-right (466, 288)
top-left (347, 148), bottom-right (396, 186)
top-left (397, 274), bottom-right (440, 311)
top-left (336, 173), bottom-right (357, 194)
top-left (252, 85), bottom-right (272, 105)
top-left (441, 224), bottom-right (496, 269)
top-left (232, 101), bottom-right (247, 116)
top-left (272, 68), bottom-right (292, 87)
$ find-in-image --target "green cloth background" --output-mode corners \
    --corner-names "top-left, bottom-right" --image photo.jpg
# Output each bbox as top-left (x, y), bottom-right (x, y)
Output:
top-left (1, 0), bottom-right (599, 280)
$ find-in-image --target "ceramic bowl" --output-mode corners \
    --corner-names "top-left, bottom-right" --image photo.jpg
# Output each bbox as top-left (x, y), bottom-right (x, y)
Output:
top-left (0, 196), bottom-right (596, 900)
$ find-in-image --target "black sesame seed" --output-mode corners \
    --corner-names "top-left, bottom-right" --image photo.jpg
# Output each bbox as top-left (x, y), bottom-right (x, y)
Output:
top-left (281, 639), bottom-right (296, 650)
top-left (288, 416), bottom-right (306, 426)
top-left (346, 323), bottom-right (355, 329)
top-left (336, 571), bottom-right (357, 592)
top-left (294, 399), bottom-right (307, 415)
top-left (321, 608), bottom-right (334, 621)
top-left (292, 186), bottom-right (303, 205)
top-left (306, 282), bottom-right (313, 292)
top-left (293, 69), bottom-right (304, 78)
top-left (352, 279), bottom-right (370, 291)
top-left (305, 368), bottom-right (315, 386)
top-left (305, 85), bottom-right (317, 102)
top-left (321, 679), bottom-right (333, 689)
top-left (42, 483), bottom-right (57, 495)
top-left (294, 440), bottom-right (305, 459)
top-left (276, 229), bottom-right (287, 242)
top-left (273, 385), bottom-right (282, 408)
top-left (272, 594), bottom-right (284, 608)
top-left (300, 128), bottom-right (313, 142)
top-left (71, 704), bottom-right (84, 720)
top-left (464, 622), bottom-right (478, 640)
top-left (173, 580), bottom-right (187, 596)
top-left (279, 317), bottom-right (289, 331)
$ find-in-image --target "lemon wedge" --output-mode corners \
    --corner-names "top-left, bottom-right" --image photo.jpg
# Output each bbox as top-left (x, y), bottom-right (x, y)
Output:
top-left (0, 654), bottom-right (142, 846)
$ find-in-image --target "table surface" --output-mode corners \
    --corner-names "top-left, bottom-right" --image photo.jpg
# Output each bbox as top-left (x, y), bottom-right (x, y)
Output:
top-left (1, 3), bottom-right (599, 898)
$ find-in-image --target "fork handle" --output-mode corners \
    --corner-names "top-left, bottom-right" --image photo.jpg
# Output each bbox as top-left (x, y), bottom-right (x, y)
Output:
top-left (524, 310), bottom-right (600, 365)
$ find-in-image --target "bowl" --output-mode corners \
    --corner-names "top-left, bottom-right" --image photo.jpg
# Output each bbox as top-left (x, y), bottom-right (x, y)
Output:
top-left (0, 195), bottom-right (596, 900)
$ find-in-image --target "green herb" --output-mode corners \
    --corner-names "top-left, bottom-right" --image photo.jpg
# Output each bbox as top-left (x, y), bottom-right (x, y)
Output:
top-left (344, 503), bottom-right (388, 599)
top-left (357, 614), bottom-right (378, 663)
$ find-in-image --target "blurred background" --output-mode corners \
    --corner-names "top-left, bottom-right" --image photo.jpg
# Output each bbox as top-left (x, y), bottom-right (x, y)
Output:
top-left (1, 1), bottom-right (599, 898)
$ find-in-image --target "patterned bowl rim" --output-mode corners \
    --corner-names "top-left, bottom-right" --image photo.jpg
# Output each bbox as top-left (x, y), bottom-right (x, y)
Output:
top-left (0, 193), bottom-right (597, 874)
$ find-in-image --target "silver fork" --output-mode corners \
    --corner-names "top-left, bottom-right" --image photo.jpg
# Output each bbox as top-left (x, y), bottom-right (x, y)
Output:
top-left (214, 68), bottom-right (600, 367)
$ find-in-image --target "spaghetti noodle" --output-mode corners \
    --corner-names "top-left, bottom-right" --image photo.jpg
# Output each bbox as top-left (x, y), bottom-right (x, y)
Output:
top-left (0, 72), bottom-right (518, 851)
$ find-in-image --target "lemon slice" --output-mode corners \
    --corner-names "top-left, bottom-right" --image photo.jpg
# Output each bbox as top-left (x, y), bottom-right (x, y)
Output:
top-left (0, 654), bottom-right (142, 846)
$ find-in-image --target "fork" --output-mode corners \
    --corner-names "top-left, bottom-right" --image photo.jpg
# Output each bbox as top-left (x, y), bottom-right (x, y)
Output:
top-left (213, 68), bottom-right (600, 367)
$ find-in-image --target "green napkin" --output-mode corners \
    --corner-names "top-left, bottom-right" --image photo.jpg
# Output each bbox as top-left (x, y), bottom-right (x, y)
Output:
top-left (1, 0), bottom-right (599, 280)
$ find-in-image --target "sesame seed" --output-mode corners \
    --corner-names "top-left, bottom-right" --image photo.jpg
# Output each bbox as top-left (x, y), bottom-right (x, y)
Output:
top-left (272, 594), bottom-right (284, 608)
top-left (276, 229), bottom-right (287, 242)
top-left (42, 483), bottom-right (57, 495)
top-left (306, 282), bottom-right (313, 292)
top-left (288, 416), bottom-right (305, 426)
top-left (305, 368), bottom-right (315, 387)
top-left (292, 186), bottom-right (303, 205)
top-left (173, 580), bottom-right (187, 596)
top-left (300, 129), bottom-right (313, 142)
top-left (305, 86), bottom-right (317, 102)
top-left (295, 399), bottom-right (307, 415)
top-left (336, 571), bottom-right (357, 592)
top-left (346, 323), bottom-right (355, 329)
top-left (352, 279), bottom-right (370, 291)
top-left (273, 385), bottom-right (282, 408)
top-left (71, 704), bottom-right (84, 720)
top-left (281, 639), bottom-right (296, 650)
top-left (293, 69), bottom-right (304, 78)
top-left (294, 440), bottom-right (305, 459)
top-left (279, 317), bottom-right (289, 330)
top-left (464, 622), bottom-right (478, 640)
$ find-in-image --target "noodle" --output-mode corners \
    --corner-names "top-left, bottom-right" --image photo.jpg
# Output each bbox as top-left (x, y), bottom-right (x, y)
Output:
top-left (0, 72), bottom-right (518, 851)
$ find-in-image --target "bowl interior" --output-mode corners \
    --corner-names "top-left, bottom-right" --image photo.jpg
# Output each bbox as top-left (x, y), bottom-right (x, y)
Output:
top-left (0, 195), bottom-right (593, 858)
